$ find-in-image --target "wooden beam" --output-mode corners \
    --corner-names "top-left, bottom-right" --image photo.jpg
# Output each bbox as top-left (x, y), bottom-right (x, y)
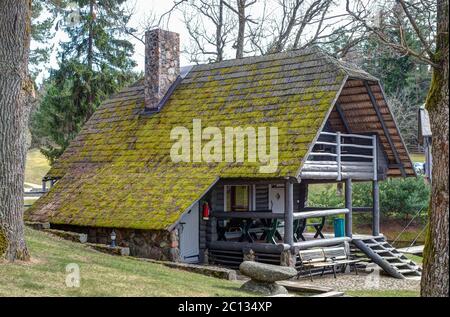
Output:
top-left (218, 178), bottom-right (287, 186)
top-left (293, 209), bottom-right (349, 219)
top-left (335, 102), bottom-right (352, 133)
top-left (372, 180), bottom-right (380, 236)
top-left (372, 134), bottom-right (378, 181)
top-left (211, 211), bottom-right (280, 219)
top-left (207, 241), bottom-right (290, 253)
top-left (211, 209), bottom-right (350, 220)
top-left (345, 179), bottom-right (353, 238)
top-left (298, 182), bottom-right (308, 211)
top-left (353, 207), bottom-right (373, 213)
top-left (292, 237), bottom-right (351, 251)
top-left (336, 132), bottom-right (341, 181)
top-left (284, 181), bottom-right (294, 246)
top-left (364, 81), bottom-right (406, 177)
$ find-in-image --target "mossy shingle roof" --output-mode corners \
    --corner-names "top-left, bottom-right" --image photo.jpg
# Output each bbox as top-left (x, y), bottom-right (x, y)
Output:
top-left (26, 47), bottom-right (376, 230)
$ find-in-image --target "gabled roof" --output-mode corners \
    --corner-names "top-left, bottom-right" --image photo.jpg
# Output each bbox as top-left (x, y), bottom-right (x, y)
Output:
top-left (25, 47), bottom-right (407, 230)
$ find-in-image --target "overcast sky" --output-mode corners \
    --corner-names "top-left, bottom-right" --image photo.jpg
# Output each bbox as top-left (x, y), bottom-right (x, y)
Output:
top-left (128, 0), bottom-right (193, 68)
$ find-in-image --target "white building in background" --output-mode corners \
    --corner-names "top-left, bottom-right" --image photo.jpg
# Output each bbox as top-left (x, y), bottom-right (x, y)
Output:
top-left (418, 106), bottom-right (432, 182)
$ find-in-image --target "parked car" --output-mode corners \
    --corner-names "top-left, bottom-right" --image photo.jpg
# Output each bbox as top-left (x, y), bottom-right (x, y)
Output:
top-left (414, 162), bottom-right (425, 174)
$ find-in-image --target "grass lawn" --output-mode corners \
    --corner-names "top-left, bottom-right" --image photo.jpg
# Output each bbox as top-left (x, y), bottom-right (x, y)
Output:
top-left (346, 289), bottom-right (419, 297)
top-left (405, 254), bottom-right (423, 265)
top-left (0, 228), bottom-right (251, 297)
top-left (25, 149), bottom-right (50, 186)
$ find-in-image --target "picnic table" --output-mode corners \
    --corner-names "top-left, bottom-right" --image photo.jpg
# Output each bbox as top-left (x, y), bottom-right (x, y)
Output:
top-left (216, 215), bottom-right (327, 244)
top-left (294, 217), bottom-right (326, 242)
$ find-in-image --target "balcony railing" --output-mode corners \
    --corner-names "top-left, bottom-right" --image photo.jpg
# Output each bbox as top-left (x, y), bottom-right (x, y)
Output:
top-left (300, 132), bottom-right (378, 181)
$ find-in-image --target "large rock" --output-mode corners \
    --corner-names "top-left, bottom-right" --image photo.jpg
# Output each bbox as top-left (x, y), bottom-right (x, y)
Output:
top-left (239, 261), bottom-right (297, 282)
top-left (241, 280), bottom-right (288, 296)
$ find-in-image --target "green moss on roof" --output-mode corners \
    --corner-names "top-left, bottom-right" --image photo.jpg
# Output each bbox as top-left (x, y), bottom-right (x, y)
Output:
top-left (26, 46), bottom-right (351, 230)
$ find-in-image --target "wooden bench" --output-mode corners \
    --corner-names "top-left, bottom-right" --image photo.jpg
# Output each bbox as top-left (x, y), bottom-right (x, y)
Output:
top-left (298, 247), bottom-right (361, 281)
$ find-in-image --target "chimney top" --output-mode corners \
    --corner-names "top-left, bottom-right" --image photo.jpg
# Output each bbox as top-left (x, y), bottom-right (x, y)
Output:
top-left (144, 29), bottom-right (180, 113)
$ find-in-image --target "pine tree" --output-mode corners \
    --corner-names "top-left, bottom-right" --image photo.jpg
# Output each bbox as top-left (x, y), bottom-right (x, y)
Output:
top-left (30, 1), bottom-right (55, 79)
top-left (32, 0), bottom-right (138, 163)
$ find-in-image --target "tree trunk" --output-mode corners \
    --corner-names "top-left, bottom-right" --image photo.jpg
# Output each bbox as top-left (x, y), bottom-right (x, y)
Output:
top-left (216, 0), bottom-right (224, 62)
top-left (0, 0), bottom-right (32, 261)
top-left (235, 0), bottom-right (245, 59)
top-left (420, 0), bottom-right (449, 297)
top-left (87, 0), bottom-right (95, 116)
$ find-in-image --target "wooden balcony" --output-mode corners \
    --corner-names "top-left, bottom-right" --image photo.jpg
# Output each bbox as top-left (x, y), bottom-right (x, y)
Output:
top-left (300, 132), bottom-right (379, 181)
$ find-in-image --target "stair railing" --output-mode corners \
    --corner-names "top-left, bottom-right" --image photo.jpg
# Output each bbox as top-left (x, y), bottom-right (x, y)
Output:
top-left (391, 206), bottom-right (426, 247)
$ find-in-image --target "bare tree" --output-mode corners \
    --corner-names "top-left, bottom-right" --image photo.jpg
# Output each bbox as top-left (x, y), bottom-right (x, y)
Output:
top-left (0, 0), bottom-right (32, 261)
top-left (250, 0), bottom-right (356, 54)
top-left (173, 0), bottom-right (359, 62)
top-left (347, 0), bottom-right (448, 297)
top-left (180, 0), bottom-right (236, 63)
top-left (223, 0), bottom-right (258, 58)
top-left (387, 91), bottom-right (420, 149)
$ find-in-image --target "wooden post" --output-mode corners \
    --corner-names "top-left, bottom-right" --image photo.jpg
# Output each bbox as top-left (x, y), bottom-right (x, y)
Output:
top-left (298, 182), bottom-right (308, 211)
top-left (284, 180), bottom-right (294, 246)
top-left (336, 132), bottom-right (341, 181)
top-left (372, 180), bottom-right (380, 236)
top-left (206, 217), bottom-right (218, 244)
top-left (42, 180), bottom-right (47, 192)
top-left (372, 134), bottom-right (378, 181)
top-left (345, 178), bottom-right (353, 238)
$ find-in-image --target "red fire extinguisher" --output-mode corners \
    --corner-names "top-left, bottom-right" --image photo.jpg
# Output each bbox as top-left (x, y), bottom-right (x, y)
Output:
top-left (202, 202), bottom-right (210, 220)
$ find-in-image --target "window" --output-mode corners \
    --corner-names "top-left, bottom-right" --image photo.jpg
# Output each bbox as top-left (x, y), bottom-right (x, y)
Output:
top-left (225, 185), bottom-right (250, 212)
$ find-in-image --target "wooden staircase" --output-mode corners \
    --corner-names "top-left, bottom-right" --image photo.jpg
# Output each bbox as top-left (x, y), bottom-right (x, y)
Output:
top-left (352, 236), bottom-right (421, 279)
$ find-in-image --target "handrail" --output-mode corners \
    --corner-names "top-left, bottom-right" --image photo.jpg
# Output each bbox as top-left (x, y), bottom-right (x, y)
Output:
top-left (309, 152), bottom-right (338, 157)
top-left (340, 154), bottom-right (373, 159)
top-left (341, 133), bottom-right (374, 140)
top-left (210, 208), bottom-right (349, 220)
top-left (315, 141), bottom-right (337, 146)
top-left (318, 131), bottom-right (375, 140)
top-left (341, 144), bottom-right (374, 149)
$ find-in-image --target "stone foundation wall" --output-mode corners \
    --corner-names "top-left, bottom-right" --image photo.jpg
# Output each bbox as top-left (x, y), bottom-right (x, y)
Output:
top-left (51, 224), bottom-right (180, 261)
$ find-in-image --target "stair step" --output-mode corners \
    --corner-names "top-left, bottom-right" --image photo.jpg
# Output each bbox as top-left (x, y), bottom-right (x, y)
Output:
top-left (397, 269), bottom-right (417, 274)
top-left (366, 243), bottom-right (388, 248)
top-left (373, 248), bottom-right (395, 254)
top-left (382, 256), bottom-right (400, 260)
top-left (390, 262), bottom-right (411, 267)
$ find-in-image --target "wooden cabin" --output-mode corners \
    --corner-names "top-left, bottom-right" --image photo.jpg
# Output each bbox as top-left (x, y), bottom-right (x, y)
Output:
top-left (26, 29), bottom-right (416, 274)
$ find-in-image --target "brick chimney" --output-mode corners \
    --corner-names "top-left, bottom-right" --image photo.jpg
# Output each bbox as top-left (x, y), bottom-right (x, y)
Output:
top-left (144, 29), bottom-right (180, 112)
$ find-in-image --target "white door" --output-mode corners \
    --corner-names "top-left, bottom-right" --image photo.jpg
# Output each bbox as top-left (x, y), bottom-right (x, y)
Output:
top-left (179, 202), bottom-right (200, 263)
top-left (269, 185), bottom-right (285, 214)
